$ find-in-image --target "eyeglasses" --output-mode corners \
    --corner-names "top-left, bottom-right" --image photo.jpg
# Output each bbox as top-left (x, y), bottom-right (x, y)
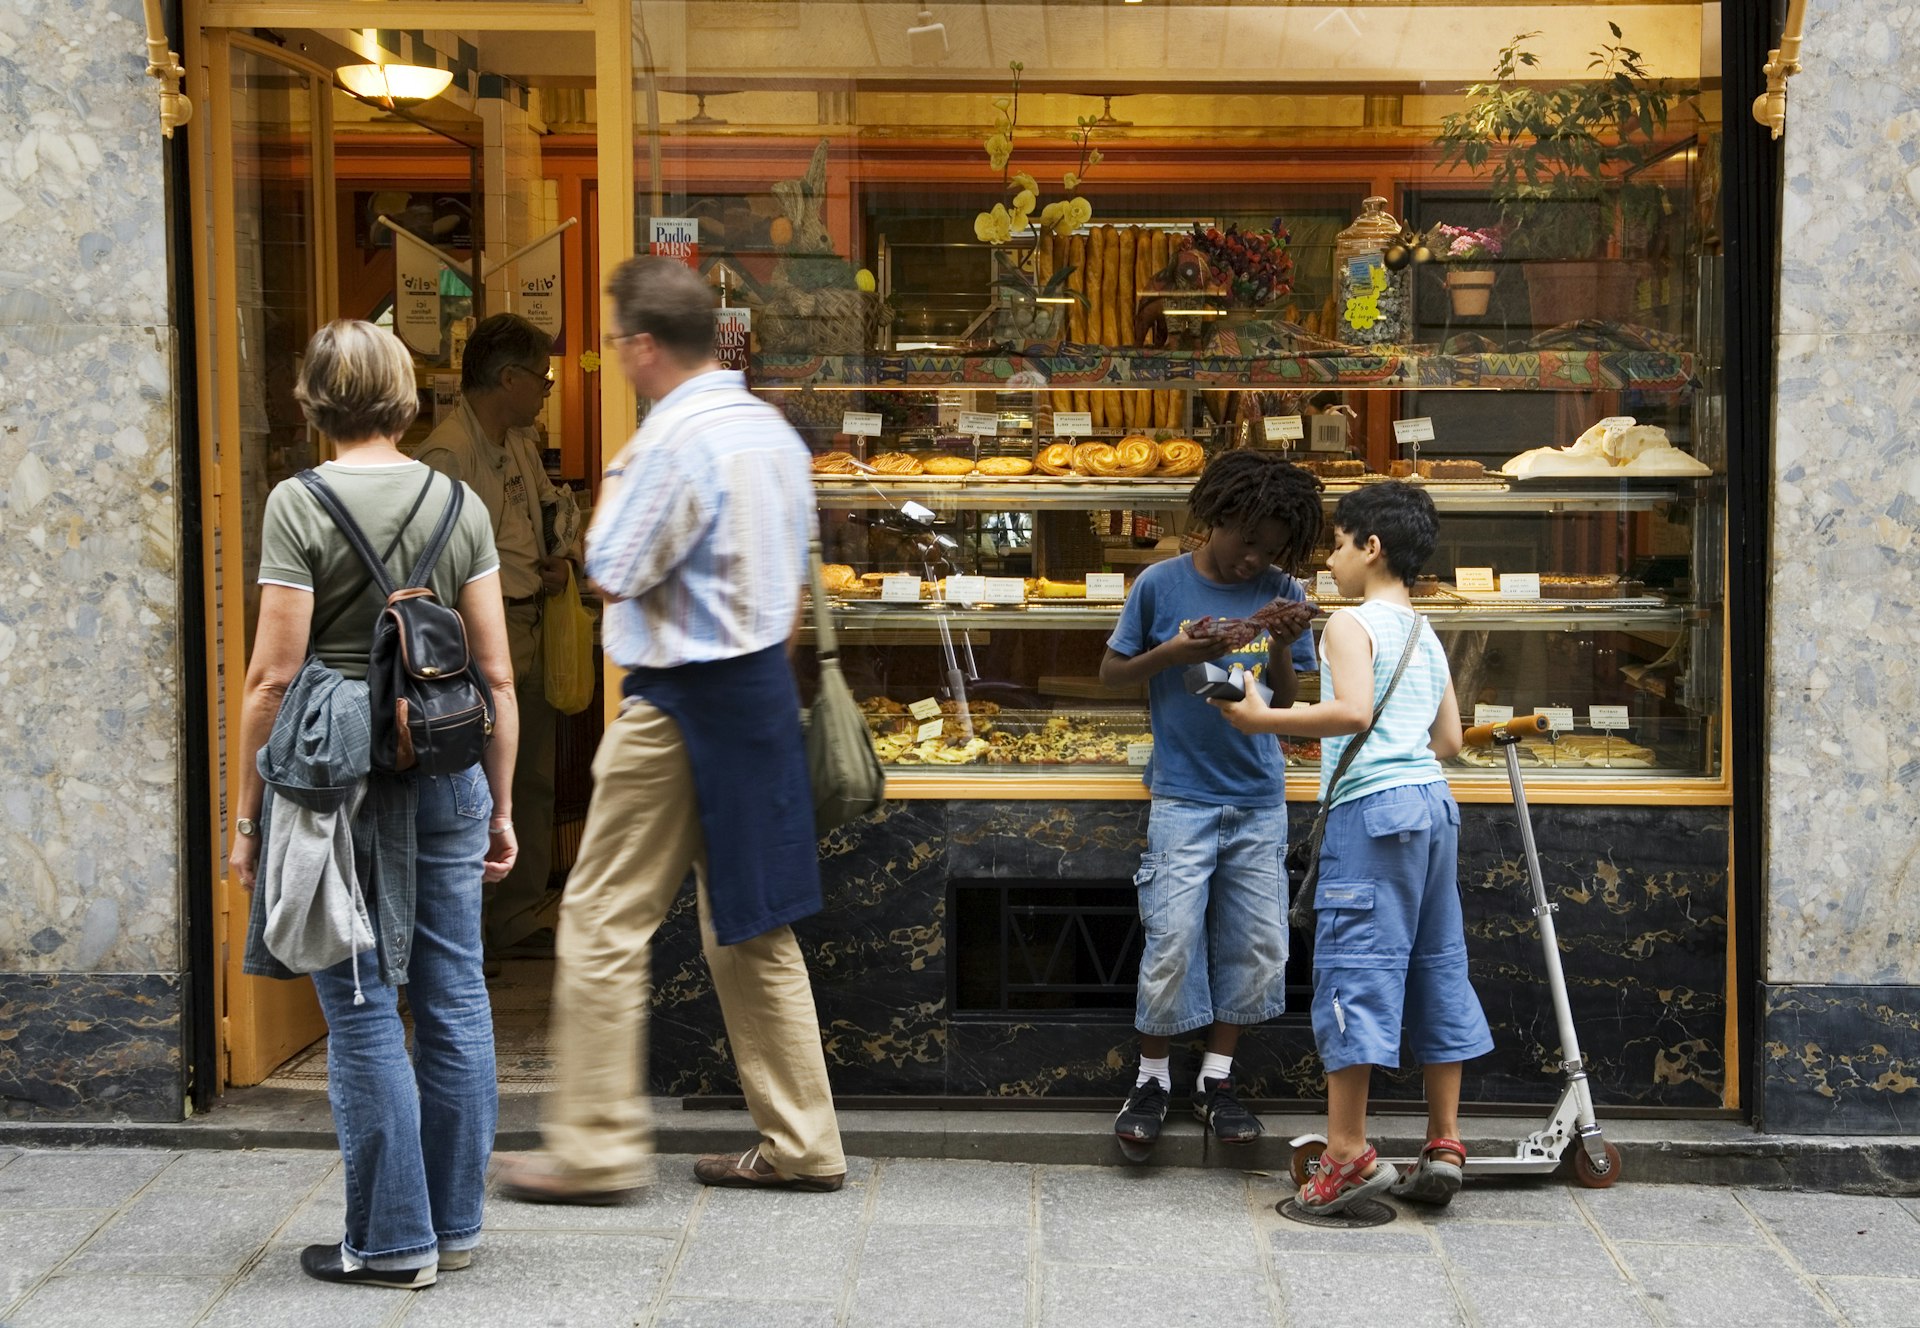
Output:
top-left (601, 331), bottom-right (639, 348)
top-left (513, 363), bottom-right (556, 393)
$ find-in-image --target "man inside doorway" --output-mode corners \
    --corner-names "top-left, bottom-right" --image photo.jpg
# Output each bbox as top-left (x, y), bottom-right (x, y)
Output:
top-left (418, 312), bottom-right (581, 956)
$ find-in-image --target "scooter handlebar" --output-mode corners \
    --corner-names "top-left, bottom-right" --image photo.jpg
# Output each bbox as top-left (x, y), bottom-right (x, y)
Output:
top-left (1463, 713), bottom-right (1553, 749)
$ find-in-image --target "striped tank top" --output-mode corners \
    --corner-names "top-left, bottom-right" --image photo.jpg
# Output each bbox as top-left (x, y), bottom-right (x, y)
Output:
top-left (1318, 599), bottom-right (1451, 808)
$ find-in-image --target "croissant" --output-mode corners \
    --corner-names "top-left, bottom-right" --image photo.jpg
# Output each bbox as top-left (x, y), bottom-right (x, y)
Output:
top-left (1156, 439), bottom-right (1206, 476)
top-left (870, 452), bottom-right (925, 475)
top-left (1073, 441), bottom-right (1123, 476)
top-left (1037, 442), bottom-right (1077, 476)
top-left (811, 451), bottom-right (860, 474)
top-left (1114, 435), bottom-right (1159, 477)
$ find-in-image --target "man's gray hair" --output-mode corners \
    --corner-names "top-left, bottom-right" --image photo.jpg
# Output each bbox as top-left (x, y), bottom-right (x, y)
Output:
top-left (462, 312), bottom-right (554, 393)
top-left (605, 256), bottom-right (716, 361)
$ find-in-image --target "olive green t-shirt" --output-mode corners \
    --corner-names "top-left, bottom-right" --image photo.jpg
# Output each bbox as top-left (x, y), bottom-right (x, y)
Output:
top-left (257, 461), bottom-right (500, 681)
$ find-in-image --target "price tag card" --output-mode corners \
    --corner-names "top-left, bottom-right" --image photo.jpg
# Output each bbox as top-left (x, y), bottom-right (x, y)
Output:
top-left (880, 575), bottom-right (922, 603)
top-left (1474, 704), bottom-right (1515, 727)
top-left (1500, 573), bottom-right (1541, 599)
top-left (1455, 567), bottom-right (1496, 594)
top-left (907, 697), bottom-right (943, 722)
top-left (1393, 417), bottom-right (1437, 445)
top-left (1086, 573), bottom-right (1127, 600)
top-left (943, 574), bottom-right (985, 602)
top-left (982, 577), bottom-right (1026, 604)
top-left (1264, 415), bottom-right (1305, 443)
top-left (841, 411), bottom-right (884, 438)
top-left (1315, 571), bottom-right (1340, 598)
top-left (1126, 741), bottom-right (1155, 767)
top-left (915, 719), bottom-right (946, 743)
top-left (959, 411), bottom-right (999, 437)
top-left (1054, 412), bottom-right (1093, 436)
top-left (1536, 707), bottom-right (1576, 732)
top-left (1590, 705), bottom-right (1631, 731)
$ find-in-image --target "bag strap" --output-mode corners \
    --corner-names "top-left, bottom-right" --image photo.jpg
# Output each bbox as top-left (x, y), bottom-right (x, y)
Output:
top-left (297, 469), bottom-right (402, 600)
top-left (402, 477), bottom-right (463, 590)
top-left (807, 535), bottom-right (840, 661)
top-left (306, 470), bottom-right (436, 644)
top-left (1319, 612), bottom-right (1427, 807)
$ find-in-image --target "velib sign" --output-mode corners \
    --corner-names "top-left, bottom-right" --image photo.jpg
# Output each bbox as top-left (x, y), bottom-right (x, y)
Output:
top-left (394, 239), bottom-right (443, 356)
top-left (515, 233), bottom-right (564, 346)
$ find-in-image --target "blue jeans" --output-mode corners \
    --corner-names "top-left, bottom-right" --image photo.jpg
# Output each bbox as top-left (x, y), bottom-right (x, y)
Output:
top-left (1133, 797), bottom-right (1290, 1037)
top-left (311, 766), bottom-right (498, 1270)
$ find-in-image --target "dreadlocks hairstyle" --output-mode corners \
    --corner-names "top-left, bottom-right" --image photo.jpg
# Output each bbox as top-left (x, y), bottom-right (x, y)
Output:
top-left (1187, 449), bottom-right (1325, 574)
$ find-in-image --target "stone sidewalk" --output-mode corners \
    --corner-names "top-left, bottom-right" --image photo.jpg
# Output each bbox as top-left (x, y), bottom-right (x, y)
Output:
top-left (4, 1146), bottom-right (1920, 1327)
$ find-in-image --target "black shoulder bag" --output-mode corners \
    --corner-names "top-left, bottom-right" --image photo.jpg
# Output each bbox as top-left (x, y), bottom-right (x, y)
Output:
top-left (1287, 618), bottom-right (1426, 930)
top-left (297, 470), bottom-right (495, 775)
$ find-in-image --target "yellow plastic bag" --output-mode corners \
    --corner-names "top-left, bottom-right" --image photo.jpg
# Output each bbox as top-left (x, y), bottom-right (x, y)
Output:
top-left (542, 566), bottom-right (596, 716)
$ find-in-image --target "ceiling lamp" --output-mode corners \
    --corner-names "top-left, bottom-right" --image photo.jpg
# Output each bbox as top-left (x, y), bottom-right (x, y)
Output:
top-left (336, 63), bottom-right (453, 108)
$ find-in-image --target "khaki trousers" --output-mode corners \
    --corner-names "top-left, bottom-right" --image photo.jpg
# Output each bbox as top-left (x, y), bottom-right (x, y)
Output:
top-left (541, 698), bottom-right (844, 1187)
top-left (490, 604), bottom-right (556, 950)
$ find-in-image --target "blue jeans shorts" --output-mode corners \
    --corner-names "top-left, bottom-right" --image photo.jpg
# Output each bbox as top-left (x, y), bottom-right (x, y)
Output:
top-left (1133, 798), bottom-right (1289, 1037)
top-left (1310, 782), bottom-right (1494, 1074)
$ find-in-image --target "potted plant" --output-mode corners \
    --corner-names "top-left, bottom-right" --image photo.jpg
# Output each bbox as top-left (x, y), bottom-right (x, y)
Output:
top-left (1431, 223), bottom-right (1506, 316)
top-left (1433, 26), bottom-right (1696, 328)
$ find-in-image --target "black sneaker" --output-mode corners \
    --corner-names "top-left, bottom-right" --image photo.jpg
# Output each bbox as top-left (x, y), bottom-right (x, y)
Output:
top-left (1114, 1078), bottom-right (1170, 1163)
top-left (299, 1243), bottom-right (437, 1289)
top-left (1193, 1076), bottom-right (1264, 1145)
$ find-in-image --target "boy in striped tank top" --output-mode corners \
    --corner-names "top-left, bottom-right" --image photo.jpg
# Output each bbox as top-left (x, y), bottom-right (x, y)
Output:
top-left (1216, 482), bottom-right (1493, 1213)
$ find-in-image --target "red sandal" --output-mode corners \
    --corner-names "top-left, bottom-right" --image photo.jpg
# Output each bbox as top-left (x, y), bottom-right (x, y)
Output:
top-left (1298, 1145), bottom-right (1398, 1214)
top-left (1390, 1138), bottom-right (1467, 1206)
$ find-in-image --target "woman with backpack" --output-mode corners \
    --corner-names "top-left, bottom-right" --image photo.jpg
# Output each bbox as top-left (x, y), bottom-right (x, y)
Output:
top-left (227, 319), bottom-right (519, 1288)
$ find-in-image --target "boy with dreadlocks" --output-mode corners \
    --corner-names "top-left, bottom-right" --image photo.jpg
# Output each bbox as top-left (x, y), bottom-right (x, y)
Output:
top-left (1099, 450), bottom-right (1324, 1160)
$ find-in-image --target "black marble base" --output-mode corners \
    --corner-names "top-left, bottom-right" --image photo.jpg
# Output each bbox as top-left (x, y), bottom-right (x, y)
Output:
top-left (0, 972), bottom-right (183, 1121)
top-left (650, 800), bottom-right (1730, 1110)
top-left (1761, 984), bottom-right (1920, 1135)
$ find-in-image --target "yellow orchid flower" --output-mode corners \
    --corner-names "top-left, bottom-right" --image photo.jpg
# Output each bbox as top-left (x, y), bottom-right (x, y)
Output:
top-left (1062, 171), bottom-right (1079, 192)
top-left (1063, 196), bottom-right (1093, 232)
top-left (973, 203), bottom-right (1014, 245)
top-left (985, 133), bottom-right (1013, 172)
top-left (1012, 189), bottom-right (1036, 218)
top-left (1011, 171), bottom-right (1038, 196)
top-left (1040, 200), bottom-right (1068, 231)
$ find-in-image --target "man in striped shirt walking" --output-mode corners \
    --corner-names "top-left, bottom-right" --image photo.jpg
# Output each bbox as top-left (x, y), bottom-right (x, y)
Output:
top-left (497, 257), bottom-right (845, 1205)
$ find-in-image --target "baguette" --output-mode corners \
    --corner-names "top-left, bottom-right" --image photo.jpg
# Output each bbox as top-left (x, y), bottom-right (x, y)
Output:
top-left (1099, 227), bottom-right (1120, 347)
top-left (1067, 234), bottom-right (1088, 343)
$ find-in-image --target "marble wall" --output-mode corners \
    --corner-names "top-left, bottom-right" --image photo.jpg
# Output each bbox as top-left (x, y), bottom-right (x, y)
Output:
top-left (0, 0), bottom-right (183, 1117)
top-left (1761, 0), bottom-right (1920, 1132)
top-left (651, 800), bottom-right (1729, 1111)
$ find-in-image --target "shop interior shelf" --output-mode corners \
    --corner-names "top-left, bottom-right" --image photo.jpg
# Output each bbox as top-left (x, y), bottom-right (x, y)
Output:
top-left (812, 475), bottom-right (1698, 513)
top-left (755, 346), bottom-right (1695, 393)
top-left (809, 600), bottom-right (1699, 633)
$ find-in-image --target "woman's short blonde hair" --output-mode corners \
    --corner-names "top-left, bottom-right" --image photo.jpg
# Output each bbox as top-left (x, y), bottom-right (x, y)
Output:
top-left (294, 319), bottom-right (420, 443)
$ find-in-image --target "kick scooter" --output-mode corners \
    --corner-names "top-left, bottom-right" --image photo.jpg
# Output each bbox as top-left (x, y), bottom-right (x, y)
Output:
top-left (1288, 713), bottom-right (1623, 1194)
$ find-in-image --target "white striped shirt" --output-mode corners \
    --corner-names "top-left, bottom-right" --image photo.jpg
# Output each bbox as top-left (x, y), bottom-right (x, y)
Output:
top-left (1319, 600), bottom-right (1451, 807)
top-left (587, 370), bottom-right (811, 669)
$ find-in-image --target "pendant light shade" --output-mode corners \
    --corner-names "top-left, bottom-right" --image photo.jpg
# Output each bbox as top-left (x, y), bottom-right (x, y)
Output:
top-left (337, 63), bottom-right (453, 107)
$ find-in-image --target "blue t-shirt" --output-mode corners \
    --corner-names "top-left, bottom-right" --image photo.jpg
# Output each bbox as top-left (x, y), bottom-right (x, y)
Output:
top-left (1106, 554), bottom-right (1317, 807)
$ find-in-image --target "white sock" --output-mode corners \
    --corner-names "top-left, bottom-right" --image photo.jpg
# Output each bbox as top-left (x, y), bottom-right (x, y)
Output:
top-left (1199, 1052), bottom-right (1234, 1089)
top-left (1136, 1055), bottom-right (1171, 1091)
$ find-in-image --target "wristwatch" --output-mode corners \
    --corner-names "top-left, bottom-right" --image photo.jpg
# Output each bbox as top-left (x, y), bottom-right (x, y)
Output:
top-left (236, 817), bottom-right (258, 838)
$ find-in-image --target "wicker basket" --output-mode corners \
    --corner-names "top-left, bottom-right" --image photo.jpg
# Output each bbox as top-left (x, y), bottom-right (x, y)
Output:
top-left (757, 286), bottom-right (884, 355)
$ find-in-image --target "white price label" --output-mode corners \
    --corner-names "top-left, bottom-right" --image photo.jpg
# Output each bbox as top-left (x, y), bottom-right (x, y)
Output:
top-left (1455, 567), bottom-right (1496, 594)
top-left (959, 411), bottom-right (999, 437)
top-left (1474, 704), bottom-right (1515, 727)
top-left (1309, 415), bottom-right (1348, 452)
top-left (1054, 412), bottom-right (1093, 436)
top-left (1393, 417), bottom-right (1437, 445)
top-left (880, 575), bottom-right (922, 603)
top-left (841, 411), bottom-right (884, 437)
top-left (1264, 415), bottom-right (1305, 443)
top-left (1590, 705), bottom-right (1631, 731)
top-left (1086, 573), bottom-right (1127, 600)
top-left (1315, 571), bottom-right (1339, 598)
top-left (907, 697), bottom-right (943, 722)
top-left (1126, 742), bottom-right (1155, 767)
top-left (943, 574), bottom-right (985, 602)
top-left (1536, 707), bottom-right (1576, 732)
top-left (1500, 573), bottom-right (1541, 599)
top-left (982, 577), bottom-right (1026, 604)
top-left (916, 719), bottom-right (946, 743)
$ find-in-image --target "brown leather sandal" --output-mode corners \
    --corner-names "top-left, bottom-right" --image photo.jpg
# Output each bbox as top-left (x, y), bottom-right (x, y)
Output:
top-left (692, 1144), bottom-right (845, 1192)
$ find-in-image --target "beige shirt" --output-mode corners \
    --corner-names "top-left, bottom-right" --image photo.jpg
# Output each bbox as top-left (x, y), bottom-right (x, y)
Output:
top-left (417, 397), bottom-right (578, 601)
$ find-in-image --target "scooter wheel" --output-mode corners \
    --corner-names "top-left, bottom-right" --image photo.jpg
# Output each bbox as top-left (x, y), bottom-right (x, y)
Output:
top-left (1570, 1140), bottom-right (1624, 1189)
top-left (1289, 1139), bottom-right (1327, 1190)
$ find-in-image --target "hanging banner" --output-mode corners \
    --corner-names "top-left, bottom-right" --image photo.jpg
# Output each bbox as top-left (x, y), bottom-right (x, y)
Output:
top-left (649, 217), bottom-right (699, 267)
top-left (393, 233), bottom-right (444, 356)
top-left (515, 233), bottom-right (565, 348)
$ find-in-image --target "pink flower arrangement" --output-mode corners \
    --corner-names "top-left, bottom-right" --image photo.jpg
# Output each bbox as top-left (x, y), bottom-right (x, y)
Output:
top-left (1432, 223), bottom-right (1507, 269)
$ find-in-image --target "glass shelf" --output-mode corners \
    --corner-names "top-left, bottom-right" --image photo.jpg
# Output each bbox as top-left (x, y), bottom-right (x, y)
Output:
top-left (809, 600), bottom-right (1701, 634)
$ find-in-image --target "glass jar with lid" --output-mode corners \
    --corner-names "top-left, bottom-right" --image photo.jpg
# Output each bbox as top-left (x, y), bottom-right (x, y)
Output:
top-left (1334, 196), bottom-right (1410, 347)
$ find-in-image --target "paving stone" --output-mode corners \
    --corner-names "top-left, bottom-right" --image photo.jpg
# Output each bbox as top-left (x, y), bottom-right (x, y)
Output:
top-left (1413, 1180), bottom-right (1581, 1225)
top-left (399, 1230), bottom-right (671, 1325)
top-left (67, 1188), bottom-right (302, 1276)
top-left (280, 1182), bottom-right (348, 1245)
top-left (0, 1210), bottom-right (111, 1307)
top-left (196, 1244), bottom-right (420, 1328)
top-left (1432, 1220), bottom-right (1618, 1279)
top-left (695, 1177), bottom-right (871, 1229)
top-left (871, 1159), bottom-right (1035, 1226)
top-left (849, 1224), bottom-right (1029, 1328)
top-left (655, 1299), bottom-right (840, 1328)
top-left (1617, 1244), bottom-right (1835, 1327)
top-left (1737, 1189), bottom-right (1920, 1277)
top-left (1040, 1266), bottom-right (1274, 1328)
top-left (1452, 1273), bottom-right (1656, 1328)
top-left (0, 1151), bottom-right (173, 1208)
top-left (484, 1176), bottom-right (705, 1232)
top-left (1274, 1252), bottom-right (1466, 1328)
top-left (149, 1149), bottom-right (339, 1192)
top-left (0, 1147), bottom-right (20, 1171)
top-left (673, 1214), bottom-right (861, 1302)
top-left (6, 1273), bottom-right (224, 1328)
top-left (1039, 1165), bottom-right (1259, 1270)
top-left (1576, 1183), bottom-right (1765, 1246)
top-left (1817, 1275), bottom-right (1920, 1328)
top-left (1266, 1219), bottom-right (1435, 1256)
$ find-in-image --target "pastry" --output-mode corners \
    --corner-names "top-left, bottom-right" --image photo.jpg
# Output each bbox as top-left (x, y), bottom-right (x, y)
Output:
top-left (858, 695), bottom-right (906, 717)
top-left (1302, 459), bottom-right (1366, 478)
top-left (819, 563), bottom-right (859, 593)
top-left (1037, 442), bottom-right (1077, 476)
top-left (1413, 575), bottom-right (1440, 597)
top-left (869, 452), bottom-right (924, 475)
top-left (1540, 574), bottom-right (1626, 600)
top-left (1034, 578), bottom-right (1087, 598)
top-left (1073, 441), bottom-right (1123, 475)
top-left (811, 451), bottom-right (860, 475)
top-left (1428, 459), bottom-right (1486, 480)
top-left (1155, 439), bottom-right (1206, 476)
top-left (922, 454), bottom-right (975, 476)
top-left (978, 456), bottom-right (1035, 476)
top-left (1114, 436), bottom-right (1160, 477)
top-left (1390, 460), bottom-right (1433, 479)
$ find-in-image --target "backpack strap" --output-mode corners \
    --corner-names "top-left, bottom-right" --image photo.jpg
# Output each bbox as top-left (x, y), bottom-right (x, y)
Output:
top-left (306, 469), bottom-right (436, 644)
top-left (402, 477), bottom-right (464, 590)
top-left (297, 469), bottom-right (401, 600)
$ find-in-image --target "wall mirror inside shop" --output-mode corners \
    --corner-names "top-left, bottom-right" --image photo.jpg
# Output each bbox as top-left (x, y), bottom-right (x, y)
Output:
top-left (621, 2), bottom-right (1728, 792)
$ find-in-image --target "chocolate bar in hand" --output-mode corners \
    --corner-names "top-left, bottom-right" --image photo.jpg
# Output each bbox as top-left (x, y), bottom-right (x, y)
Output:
top-left (1189, 597), bottom-right (1320, 649)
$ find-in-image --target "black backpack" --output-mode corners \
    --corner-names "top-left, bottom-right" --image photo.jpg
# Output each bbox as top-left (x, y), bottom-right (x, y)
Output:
top-left (297, 469), bottom-right (495, 775)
